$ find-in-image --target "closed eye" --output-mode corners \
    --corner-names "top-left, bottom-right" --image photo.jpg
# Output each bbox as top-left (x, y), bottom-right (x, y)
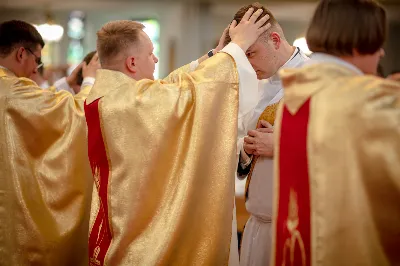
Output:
top-left (246, 52), bottom-right (255, 58)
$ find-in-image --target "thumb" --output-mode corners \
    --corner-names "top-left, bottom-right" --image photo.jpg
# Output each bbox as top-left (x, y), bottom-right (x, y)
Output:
top-left (89, 53), bottom-right (99, 65)
top-left (258, 120), bottom-right (273, 129)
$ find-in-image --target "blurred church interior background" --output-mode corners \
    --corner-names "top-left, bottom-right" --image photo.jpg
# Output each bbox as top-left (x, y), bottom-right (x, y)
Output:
top-left (1, 0), bottom-right (399, 82)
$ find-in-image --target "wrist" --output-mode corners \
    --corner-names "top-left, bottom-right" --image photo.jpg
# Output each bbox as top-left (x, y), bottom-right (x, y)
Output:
top-left (83, 73), bottom-right (96, 79)
top-left (207, 49), bottom-right (215, 58)
top-left (66, 76), bottom-right (74, 87)
top-left (231, 41), bottom-right (249, 52)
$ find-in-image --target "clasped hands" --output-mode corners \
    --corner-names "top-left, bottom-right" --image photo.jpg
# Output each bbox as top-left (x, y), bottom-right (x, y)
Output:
top-left (244, 120), bottom-right (274, 157)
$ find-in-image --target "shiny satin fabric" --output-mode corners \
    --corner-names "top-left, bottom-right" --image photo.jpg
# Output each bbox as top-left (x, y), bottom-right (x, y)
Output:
top-left (85, 52), bottom-right (239, 265)
top-left (0, 67), bottom-right (93, 266)
top-left (271, 63), bottom-right (400, 266)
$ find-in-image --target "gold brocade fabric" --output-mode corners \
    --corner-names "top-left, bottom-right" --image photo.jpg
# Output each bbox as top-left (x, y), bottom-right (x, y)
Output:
top-left (256, 102), bottom-right (280, 127)
top-left (86, 52), bottom-right (239, 265)
top-left (245, 101), bottom-right (280, 199)
top-left (0, 68), bottom-right (93, 266)
top-left (271, 63), bottom-right (400, 266)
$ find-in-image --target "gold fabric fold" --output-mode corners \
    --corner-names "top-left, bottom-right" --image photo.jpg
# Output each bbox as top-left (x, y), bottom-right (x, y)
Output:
top-left (0, 68), bottom-right (93, 266)
top-left (86, 52), bottom-right (239, 265)
top-left (272, 63), bottom-right (400, 266)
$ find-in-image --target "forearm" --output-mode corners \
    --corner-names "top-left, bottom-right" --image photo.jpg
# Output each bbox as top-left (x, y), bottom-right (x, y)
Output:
top-left (198, 53), bottom-right (209, 65)
top-left (53, 77), bottom-right (75, 94)
top-left (197, 49), bottom-right (218, 64)
top-left (220, 43), bottom-right (258, 124)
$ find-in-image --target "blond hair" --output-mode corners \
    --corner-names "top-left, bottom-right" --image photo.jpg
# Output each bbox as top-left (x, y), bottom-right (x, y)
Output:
top-left (96, 20), bottom-right (144, 66)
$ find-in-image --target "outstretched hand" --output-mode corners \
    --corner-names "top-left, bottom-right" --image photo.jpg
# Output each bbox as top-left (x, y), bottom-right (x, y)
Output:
top-left (82, 53), bottom-right (100, 79)
top-left (229, 8), bottom-right (271, 52)
top-left (66, 62), bottom-right (84, 93)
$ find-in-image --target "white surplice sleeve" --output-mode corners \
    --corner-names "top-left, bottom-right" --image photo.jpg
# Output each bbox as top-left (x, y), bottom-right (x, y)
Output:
top-left (188, 45), bottom-right (258, 265)
top-left (53, 77), bottom-right (96, 95)
top-left (188, 43), bottom-right (258, 155)
top-left (220, 43), bottom-right (258, 154)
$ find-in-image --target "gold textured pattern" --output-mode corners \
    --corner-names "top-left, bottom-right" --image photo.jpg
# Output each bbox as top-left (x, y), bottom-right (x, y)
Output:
top-left (0, 67), bottom-right (93, 265)
top-left (281, 189), bottom-right (306, 266)
top-left (87, 52), bottom-right (239, 265)
top-left (271, 63), bottom-right (400, 266)
top-left (257, 101), bottom-right (280, 126)
top-left (245, 101), bottom-right (280, 199)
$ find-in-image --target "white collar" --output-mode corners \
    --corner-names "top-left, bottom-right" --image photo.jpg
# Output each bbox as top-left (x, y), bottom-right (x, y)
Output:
top-left (308, 53), bottom-right (363, 75)
top-left (269, 47), bottom-right (303, 83)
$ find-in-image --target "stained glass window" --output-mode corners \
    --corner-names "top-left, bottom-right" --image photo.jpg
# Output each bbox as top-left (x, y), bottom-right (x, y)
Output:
top-left (67, 11), bottom-right (85, 66)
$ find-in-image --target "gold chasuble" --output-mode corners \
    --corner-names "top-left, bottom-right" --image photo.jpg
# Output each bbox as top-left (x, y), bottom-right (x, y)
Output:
top-left (85, 52), bottom-right (239, 266)
top-left (0, 68), bottom-right (93, 265)
top-left (271, 63), bottom-right (400, 266)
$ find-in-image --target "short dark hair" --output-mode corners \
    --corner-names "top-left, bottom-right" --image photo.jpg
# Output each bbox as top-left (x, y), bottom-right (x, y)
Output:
top-left (0, 20), bottom-right (45, 57)
top-left (223, 2), bottom-right (278, 46)
top-left (306, 0), bottom-right (386, 56)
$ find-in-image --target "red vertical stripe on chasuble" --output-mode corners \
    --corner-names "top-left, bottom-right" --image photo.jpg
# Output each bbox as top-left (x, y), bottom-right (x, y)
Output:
top-left (275, 99), bottom-right (311, 266)
top-left (85, 99), bottom-right (112, 266)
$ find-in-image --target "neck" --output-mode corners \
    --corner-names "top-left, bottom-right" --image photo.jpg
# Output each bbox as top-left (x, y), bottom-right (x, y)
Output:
top-left (277, 42), bottom-right (296, 69)
top-left (103, 64), bottom-right (138, 80)
top-left (338, 56), bottom-right (364, 74)
top-left (0, 58), bottom-right (18, 76)
top-left (36, 75), bottom-right (46, 85)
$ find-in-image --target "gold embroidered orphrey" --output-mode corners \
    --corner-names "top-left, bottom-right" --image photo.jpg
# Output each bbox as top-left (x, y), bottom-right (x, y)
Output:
top-left (90, 246), bottom-right (101, 266)
top-left (281, 189), bottom-right (306, 266)
top-left (93, 166), bottom-right (101, 190)
top-left (90, 166), bottom-right (104, 266)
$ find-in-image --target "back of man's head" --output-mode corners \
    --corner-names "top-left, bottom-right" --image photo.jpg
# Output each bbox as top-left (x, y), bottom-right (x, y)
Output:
top-left (96, 20), bottom-right (144, 68)
top-left (0, 20), bottom-right (44, 58)
top-left (224, 2), bottom-right (282, 46)
top-left (307, 0), bottom-right (386, 57)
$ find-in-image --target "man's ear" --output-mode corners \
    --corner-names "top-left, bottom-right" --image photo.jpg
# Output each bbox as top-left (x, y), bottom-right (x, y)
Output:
top-left (125, 56), bottom-right (136, 74)
top-left (270, 32), bottom-right (282, 50)
top-left (15, 47), bottom-right (25, 63)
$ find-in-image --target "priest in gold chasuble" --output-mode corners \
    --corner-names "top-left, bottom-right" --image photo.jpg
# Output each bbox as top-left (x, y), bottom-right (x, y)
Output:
top-left (0, 20), bottom-right (98, 266)
top-left (86, 13), bottom-right (271, 266)
top-left (272, 1), bottom-right (400, 265)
